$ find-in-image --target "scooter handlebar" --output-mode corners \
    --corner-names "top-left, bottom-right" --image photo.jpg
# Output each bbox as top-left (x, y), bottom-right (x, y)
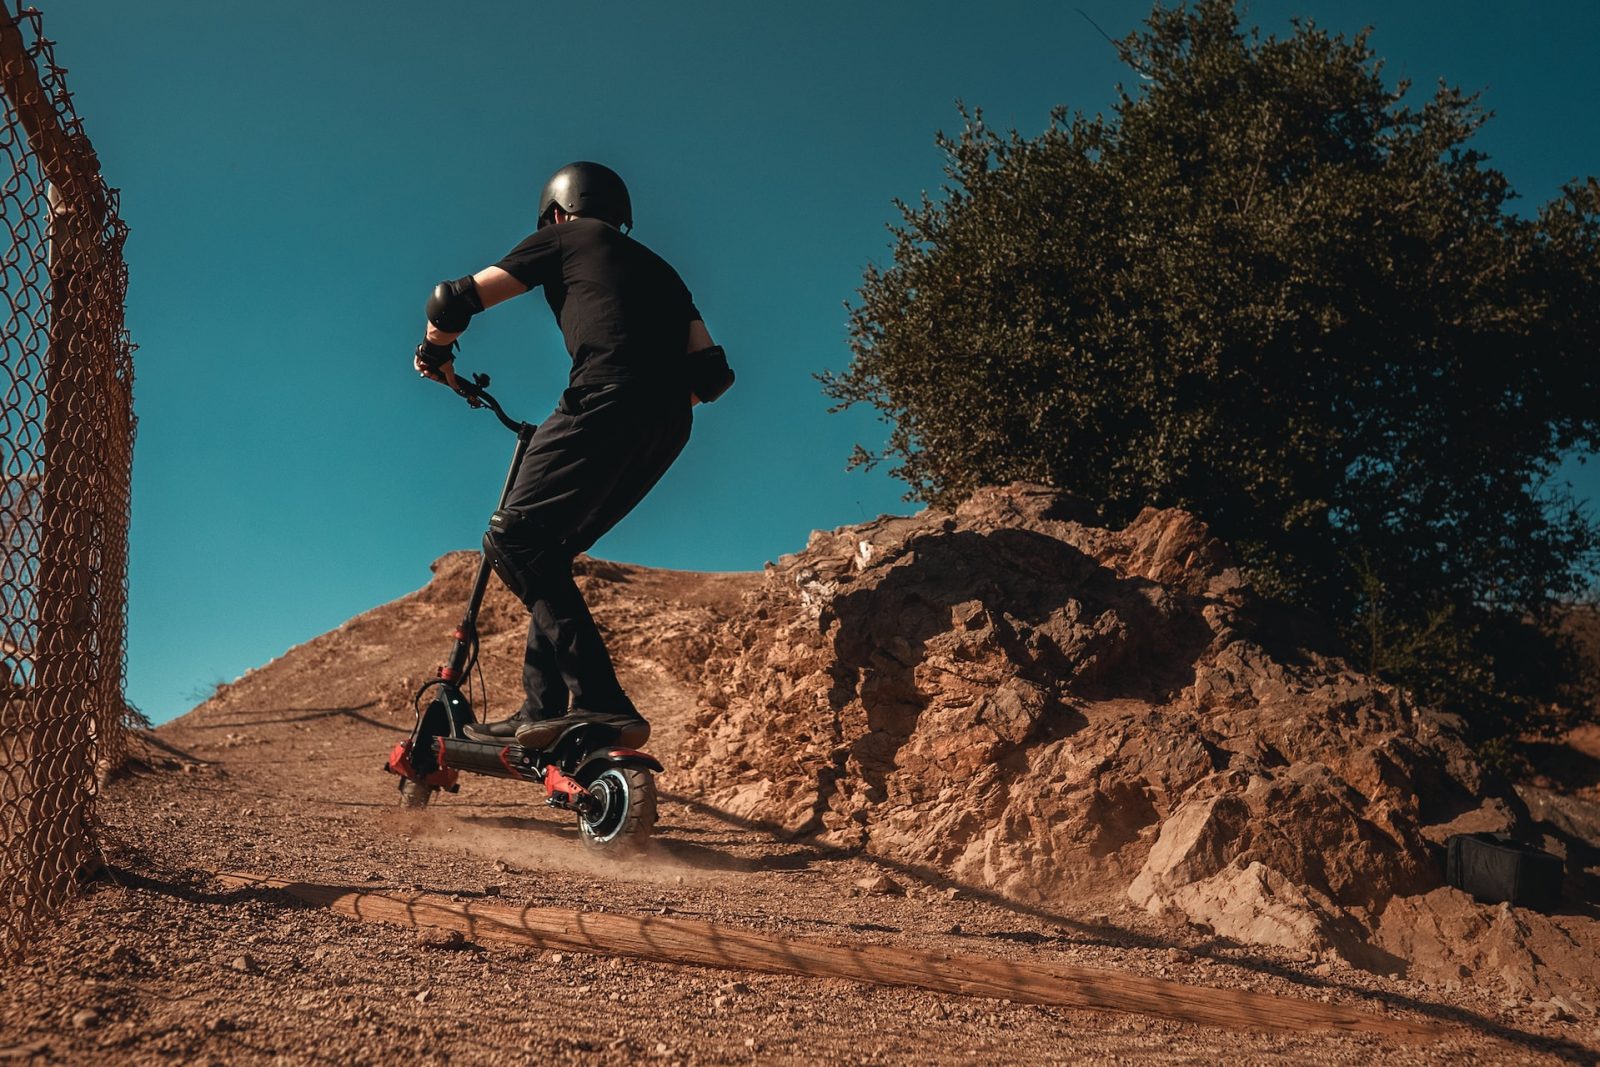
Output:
top-left (449, 370), bottom-right (525, 434)
top-left (449, 371), bottom-right (486, 401)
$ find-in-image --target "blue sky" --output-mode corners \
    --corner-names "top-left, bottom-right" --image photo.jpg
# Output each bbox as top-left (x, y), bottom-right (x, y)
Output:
top-left (24, 1), bottom-right (1600, 723)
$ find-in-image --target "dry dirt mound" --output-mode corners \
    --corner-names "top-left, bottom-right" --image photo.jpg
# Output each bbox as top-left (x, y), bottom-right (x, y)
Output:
top-left (677, 483), bottom-right (1600, 1001)
top-left (187, 549), bottom-right (758, 756)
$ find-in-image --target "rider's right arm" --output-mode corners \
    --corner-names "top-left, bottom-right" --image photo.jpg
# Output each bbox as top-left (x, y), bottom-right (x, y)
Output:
top-left (473, 266), bottom-right (528, 306)
top-left (424, 226), bottom-right (556, 348)
top-left (423, 267), bottom-right (528, 347)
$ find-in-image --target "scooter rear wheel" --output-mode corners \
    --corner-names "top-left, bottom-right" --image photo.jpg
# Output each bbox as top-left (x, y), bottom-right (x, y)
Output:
top-left (398, 779), bottom-right (435, 809)
top-left (578, 766), bottom-right (656, 850)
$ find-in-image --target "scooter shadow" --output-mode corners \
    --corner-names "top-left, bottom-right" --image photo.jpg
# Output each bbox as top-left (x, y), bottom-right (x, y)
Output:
top-left (455, 813), bottom-right (579, 841)
top-left (450, 812), bottom-right (815, 872)
top-left (645, 838), bottom-right (815, 873)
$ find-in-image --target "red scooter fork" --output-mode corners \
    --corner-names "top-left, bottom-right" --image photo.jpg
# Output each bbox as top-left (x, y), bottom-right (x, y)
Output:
top-left (544, 765), bottom-right (596, 815)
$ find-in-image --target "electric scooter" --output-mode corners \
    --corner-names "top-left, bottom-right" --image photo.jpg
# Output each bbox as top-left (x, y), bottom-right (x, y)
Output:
top-left (383, 369), bottom-right (662, 850)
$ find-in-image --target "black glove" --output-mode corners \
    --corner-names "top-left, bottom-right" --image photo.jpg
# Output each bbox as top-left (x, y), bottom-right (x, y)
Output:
top-left (416, 339), bottom-right (456, 372)
top-left (685, 345), bottom-right (734, 403)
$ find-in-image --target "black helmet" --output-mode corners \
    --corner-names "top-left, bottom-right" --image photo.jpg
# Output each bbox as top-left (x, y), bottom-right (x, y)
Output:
top-left (538, 161), bottom-right (632, 230)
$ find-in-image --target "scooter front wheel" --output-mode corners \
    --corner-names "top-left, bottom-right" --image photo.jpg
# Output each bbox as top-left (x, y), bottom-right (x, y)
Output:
top-left (578, 766), bottom-right (657, 850)
top-left (398, 779), bottom-right (435, 809)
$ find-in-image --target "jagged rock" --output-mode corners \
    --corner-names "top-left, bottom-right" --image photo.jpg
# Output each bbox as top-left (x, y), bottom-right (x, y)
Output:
top-left (1129, 764), bottom-right (1437, 923)
top-left (416, 928), bottom-right (466, 951)
top-left (1517, 784), bottom-right (1600, 858)
top-left (1415, 797), bottom-right (1518, 848)
top-left (1149, 860), bottom-right (1354, 959)
top-left (679, 482), bottom-right (1517, 968)
top-left (1375, 889), bottom-right (1600, 1000)
top-left (1128, 790), bottom-right (1251, 907)
top-left (855, 873), bottom-right (904, 896)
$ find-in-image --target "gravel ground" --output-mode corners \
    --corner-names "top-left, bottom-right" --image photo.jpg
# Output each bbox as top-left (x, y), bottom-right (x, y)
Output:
top-left (2, 560), bottom-right (1596, 1064)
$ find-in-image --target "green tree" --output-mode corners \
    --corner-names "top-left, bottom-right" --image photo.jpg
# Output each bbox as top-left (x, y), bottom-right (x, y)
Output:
top-left (823, 0), bottom-right (1600, 743)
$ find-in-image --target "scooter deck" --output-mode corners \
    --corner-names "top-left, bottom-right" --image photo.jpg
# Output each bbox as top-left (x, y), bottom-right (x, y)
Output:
top-left (433, 735), bottom-right (542, 782)
top-left (427, 730), bottom-right (661, 784)
top-left (387, 681), bottom-right (663, 794)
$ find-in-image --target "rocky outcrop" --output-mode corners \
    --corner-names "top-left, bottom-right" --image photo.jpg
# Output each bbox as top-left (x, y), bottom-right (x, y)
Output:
top-left (680, 483), bottom-right (1534, 975)
top-left (1375, 888), bottom-right (1597, 1002)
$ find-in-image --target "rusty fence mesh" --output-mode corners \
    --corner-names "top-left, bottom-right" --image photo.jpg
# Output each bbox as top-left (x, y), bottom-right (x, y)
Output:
top-left (0, 7), bottom-right (134, 962)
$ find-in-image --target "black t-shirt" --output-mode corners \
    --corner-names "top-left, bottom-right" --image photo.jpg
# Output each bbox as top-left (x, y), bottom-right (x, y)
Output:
top-left (493, 218), bottom-right (701, 387)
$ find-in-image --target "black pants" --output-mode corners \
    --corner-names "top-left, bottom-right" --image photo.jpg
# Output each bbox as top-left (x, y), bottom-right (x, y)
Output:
top-left (484, 380), bottom-right (692, 720)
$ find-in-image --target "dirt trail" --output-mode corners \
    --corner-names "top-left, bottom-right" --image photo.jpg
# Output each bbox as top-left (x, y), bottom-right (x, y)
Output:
top-left (0, 555), bottom-right (1596, 1064)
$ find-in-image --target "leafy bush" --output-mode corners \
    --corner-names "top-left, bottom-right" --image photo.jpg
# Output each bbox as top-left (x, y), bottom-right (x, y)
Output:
top-left (824, 0), bottom-right (1600, 741)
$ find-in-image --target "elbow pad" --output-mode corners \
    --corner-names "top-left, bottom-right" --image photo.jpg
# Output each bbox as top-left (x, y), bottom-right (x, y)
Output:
top-left (686, 345), bottom-right (734, 403)
top-left (425, 275), bottom-right (485, 333)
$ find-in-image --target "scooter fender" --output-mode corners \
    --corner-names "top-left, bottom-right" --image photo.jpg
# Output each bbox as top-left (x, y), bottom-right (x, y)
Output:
top-left (573, 746), bottom-right (664, 785)
top-left (384, 738), bottom-right (461, 789)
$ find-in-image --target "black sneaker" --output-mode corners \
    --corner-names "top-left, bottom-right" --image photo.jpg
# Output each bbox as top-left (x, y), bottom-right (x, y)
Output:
top-left (514, 710), bottom-right (650, 750)
top-left (464, 704), bottom-right (555, 741)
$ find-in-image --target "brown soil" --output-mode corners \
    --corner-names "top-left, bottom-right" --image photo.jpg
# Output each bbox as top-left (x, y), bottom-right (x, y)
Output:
top-left (2, 514), bottom-right (1599, 1063)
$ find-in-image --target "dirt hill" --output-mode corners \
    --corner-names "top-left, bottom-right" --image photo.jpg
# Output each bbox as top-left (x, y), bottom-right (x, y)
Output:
top-left (2, 484), bottom-right (1598, 1063)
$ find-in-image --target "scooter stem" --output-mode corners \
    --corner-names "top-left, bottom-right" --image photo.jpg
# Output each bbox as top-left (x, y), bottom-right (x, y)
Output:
top-left (439, 371), bottom-right (535, 682)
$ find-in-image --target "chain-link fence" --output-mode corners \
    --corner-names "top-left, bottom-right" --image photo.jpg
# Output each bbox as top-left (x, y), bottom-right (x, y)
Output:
top-left (0, 5), bottom-right (134, 963)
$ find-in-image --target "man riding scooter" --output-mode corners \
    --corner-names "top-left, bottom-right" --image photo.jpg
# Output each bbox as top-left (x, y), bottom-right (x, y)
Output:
top-left (414, 161), bottom-right (733, 751)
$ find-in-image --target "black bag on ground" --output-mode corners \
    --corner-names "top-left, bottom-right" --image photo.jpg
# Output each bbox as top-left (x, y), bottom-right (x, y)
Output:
top-left (1444, 833), bottom-right (1563, 911)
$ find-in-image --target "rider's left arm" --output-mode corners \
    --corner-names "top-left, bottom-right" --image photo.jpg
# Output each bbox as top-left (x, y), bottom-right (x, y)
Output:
top-left (686, 319), bottom-right (714, 407)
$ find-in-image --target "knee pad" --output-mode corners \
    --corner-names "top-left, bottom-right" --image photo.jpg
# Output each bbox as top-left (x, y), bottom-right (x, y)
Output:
top-left (483, 509), bottom-right (563, 605)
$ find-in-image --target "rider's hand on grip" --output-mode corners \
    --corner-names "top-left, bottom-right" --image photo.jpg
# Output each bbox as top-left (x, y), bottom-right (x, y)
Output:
top-left (415, 340), bottom-right (460, 389)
